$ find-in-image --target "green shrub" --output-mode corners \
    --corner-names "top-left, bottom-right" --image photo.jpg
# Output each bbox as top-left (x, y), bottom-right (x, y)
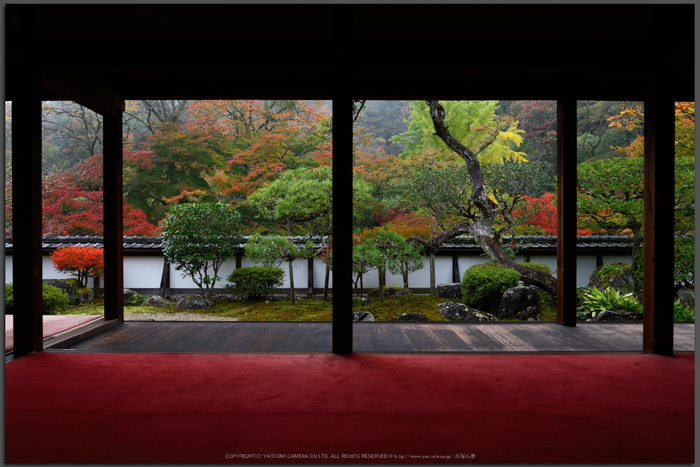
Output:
top-left (517, 262), bottom-right (554, 275)
top-left (227, 266), bottom-right (285, 301)
top-left (126, 292), bottom-right (147, 306)
top-left (461, 263), bottom-right (520, 314)
top-left (5, 284), bottom-right (13, 313)
top-left (674, 299), bottom-right (695, 322)
top-left (635, 236), bottom-right (695, 292)
top-left (5, 283), bottom-right (69, 315)
top-left (42, 283), bottom-right (70, 314)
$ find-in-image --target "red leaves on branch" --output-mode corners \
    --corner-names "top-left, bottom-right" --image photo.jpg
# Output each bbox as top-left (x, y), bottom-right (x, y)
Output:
top-left (512, 193), bottom-right (600, 236)
top-left (50, 246), bottom-right (104, 287)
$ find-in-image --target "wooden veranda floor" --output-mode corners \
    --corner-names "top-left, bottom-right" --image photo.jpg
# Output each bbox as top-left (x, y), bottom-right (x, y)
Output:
top-left (49, 321), bottom-right (695, 354)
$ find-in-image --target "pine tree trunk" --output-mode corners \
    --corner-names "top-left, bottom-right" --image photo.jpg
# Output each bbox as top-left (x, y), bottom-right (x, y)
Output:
top-left (288, 259), bottom-right (295, 305)
top-left (430, 252), bottom-right (436, 296)
top-left (426, 100), bottom-right (557, 296)
top-left (378, 266), bottom-right (384, 302)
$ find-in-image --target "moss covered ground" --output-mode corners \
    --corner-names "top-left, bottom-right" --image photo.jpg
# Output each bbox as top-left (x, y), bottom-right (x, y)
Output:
top-left (60, 293), bottom-right (560, 322)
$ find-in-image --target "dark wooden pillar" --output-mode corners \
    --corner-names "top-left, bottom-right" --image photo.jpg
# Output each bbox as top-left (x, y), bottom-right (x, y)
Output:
top-left (307, 257), bottom-right (314, 295)
top-left (331, 4), bottom-right (353, 354)
top-left (642, 74), bottom-right (675, 355)
top-left (103, 109), bottom-right (124, 322)
top-left (556, 99), bottom-right (577, 326)
top-left (12, 65), bottom-right (43, 357)
top-left (451, 255), bottom-right (460, 283)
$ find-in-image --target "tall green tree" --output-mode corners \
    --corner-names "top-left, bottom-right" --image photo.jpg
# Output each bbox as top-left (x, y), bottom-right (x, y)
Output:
top-left (162, 202), bottom-right (242, 300)
top-left (577, 156), bottom-right (695, 272)
top-left (124, 122), bottom-right (226, 223)
top-left (244, 234), bottom-right (317, 305)
top-left (391, 100), bottom-right (527, 164)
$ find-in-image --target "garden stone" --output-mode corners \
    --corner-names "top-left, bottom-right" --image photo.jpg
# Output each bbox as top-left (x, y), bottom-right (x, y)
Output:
top-left (352, 311), bottom-right (375, 322)
top-left (396, 312), bottom-right (428, 322)
top-left (588, 262), bottom-right (643, 300)
top-left (437, 302), bottom-right (498, 322)
top-left (176, 297), bottom-right (214, 310)
top-left (438, 301), bottom-right (469, 321)
top-left (677, 289), bottom-right (694, 309)
top-left (123, 288), bottom-right (138, 304)
top-left (498, 286), bottom-right (540, 320)
top-left (435, 283), bottom-right (461, 300)
top-left (591, 310), bottom-right (643, 322)
top-left (367, 286), bottom-right (413, 302)
top-left (76, 288), bottom-right (94, 305)
top-left (143, 295), bottom-right (173, 307)
top-left (516, 305), bottom-right (540, 321)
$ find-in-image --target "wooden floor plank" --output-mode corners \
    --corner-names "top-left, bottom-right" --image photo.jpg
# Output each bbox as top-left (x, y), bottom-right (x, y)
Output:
top-left (116, 323), bottom-right (194, 352)
top-left (73, 323), bottom-right (159, 350)
top-left (288, 323), bottom-right (331, 352)
top-left (506, 325), bottom-right (600, 352)
top-left (245, 323), bottom-right (301, 352)
top-left (352, 324), bottom-right (374, 352)
top-left (555, 324), bottom-right (639, 352)
top-left (367, 324), bottom-right (415, 352)
top-left (446, 325), bottom-right (521, 352)
top-left (401, 324), bottom-right (476, 352)
top-left (206, 322), bottom-right (265, 351)
top-left (60, 322), bottom-right (695, 354)
top-left (465, 325), bottom-right (539, 352)
top-left (154, 323), bottom-right (229, 352)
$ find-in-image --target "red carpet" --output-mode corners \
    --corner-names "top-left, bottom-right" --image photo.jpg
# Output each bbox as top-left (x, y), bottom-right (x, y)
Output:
top-left (5, 352), bottom-right (695, 463)
top-left (4, 315), bottom-right (102, 351)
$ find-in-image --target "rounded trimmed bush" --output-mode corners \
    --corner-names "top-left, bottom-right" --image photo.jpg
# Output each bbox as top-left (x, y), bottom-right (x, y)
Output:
top-left (461, 263), bottom-right (520, 314)
top-left (5, 282), bottom-right (69, 315)
top-left (42, 283), bottom-right (70, 314)
top-left (227, 266), bottom-right (285, 301)
top-left (5, 284), bottom-right (14, 314)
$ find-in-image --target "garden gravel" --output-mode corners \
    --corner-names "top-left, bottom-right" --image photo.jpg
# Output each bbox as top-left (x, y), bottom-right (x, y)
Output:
top-left (125, 312), bottom-right (238, 322)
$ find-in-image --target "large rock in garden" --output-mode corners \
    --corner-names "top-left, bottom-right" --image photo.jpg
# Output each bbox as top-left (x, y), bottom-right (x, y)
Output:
top-left (123, 288), bottom-right (139, 304)
top-left (352, 311), bottom-right (375, 322)
top-left (498, 286), bottom-right (540, 320)
top-left (516, 306), bottom-right (539, 321)
top-left (677, 289), bottom-right (694, 309)
top-left (588, 262), bottom-right (643, 300)
top-left (176, 297), bottom-right (214, 310)
top-left (435, 283), bottom-right (461, 300)
top-left (43, 279), bottom-right (92, 306)
top-left (143, 295), bottom-right (173, 307)
top-left (591, 310), bottom-right (643, 322)
top-left (396, 312), bottom-right (428, 322)
top-left (367, 286), bottom-right (413, 302)
top-left (437, 302), bottom-right (497, 322)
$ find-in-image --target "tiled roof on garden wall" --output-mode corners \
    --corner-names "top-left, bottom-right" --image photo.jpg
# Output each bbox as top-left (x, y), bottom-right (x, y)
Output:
top-left (3, 235), bottom-right (662, 254)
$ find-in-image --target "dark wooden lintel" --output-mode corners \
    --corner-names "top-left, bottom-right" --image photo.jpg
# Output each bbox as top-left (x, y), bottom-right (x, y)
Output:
top-left (41, 72), bottom-right (124, 116)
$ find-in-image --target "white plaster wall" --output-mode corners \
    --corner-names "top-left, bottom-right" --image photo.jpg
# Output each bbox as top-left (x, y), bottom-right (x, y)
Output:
top-left (528, 256), bottom-right (559, 278)
top-left (3, 253), bottom-right (636, 290)
top-left (42, 257), bottom-right (74, 280)
top-left (5, 255), bottom-right (11, 284)
top-left (602, 255), bottom-right (632, 266)
top-left (404, 259), bottom-right (429, 289)
top-left (576, 256), bottom-right (598, 288)
top-left (313, 259), bottom-right (332, 289)
top-left (123, 257), bottom-right (164, 289)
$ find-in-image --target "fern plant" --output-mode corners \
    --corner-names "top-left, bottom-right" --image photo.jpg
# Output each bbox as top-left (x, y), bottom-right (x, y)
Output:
top-left (577, 287), bottom-right (642, 319)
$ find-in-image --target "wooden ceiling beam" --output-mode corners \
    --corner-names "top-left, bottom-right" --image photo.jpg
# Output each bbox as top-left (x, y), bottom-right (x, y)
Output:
top-left (41, 72), bottom-right (124, 115)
